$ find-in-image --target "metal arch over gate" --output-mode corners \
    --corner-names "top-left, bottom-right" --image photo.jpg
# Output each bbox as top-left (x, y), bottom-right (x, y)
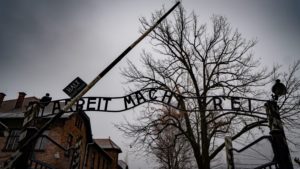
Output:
top-left (3, 1), bottom-right (294, 168)
top-left (30, 88), bottom-right (269, 115)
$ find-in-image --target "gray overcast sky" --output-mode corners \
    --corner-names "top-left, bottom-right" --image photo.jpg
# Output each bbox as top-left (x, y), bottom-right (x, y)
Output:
top-left (0, 0), bottom-right (300, 168)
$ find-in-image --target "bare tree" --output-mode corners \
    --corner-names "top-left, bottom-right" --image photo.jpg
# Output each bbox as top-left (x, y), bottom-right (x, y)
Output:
top-left (151, 107), bottom-right (195, 169)
top-left (118, 5), bottom-right (300, 169)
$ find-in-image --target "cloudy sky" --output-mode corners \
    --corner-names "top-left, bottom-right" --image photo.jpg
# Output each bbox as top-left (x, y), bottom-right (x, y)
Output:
top-left (0, 0), bottom-right (299, 168)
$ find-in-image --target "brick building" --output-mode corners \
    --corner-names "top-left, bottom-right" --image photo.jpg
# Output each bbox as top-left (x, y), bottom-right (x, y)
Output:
top-left (0, 92), bottom-right (127, 169)
top-left (94, 139), bottom-right (122, 169)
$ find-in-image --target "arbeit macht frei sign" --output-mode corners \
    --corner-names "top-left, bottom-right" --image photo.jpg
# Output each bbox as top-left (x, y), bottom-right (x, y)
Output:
top-left (36, 88), bottom-right (267, 116)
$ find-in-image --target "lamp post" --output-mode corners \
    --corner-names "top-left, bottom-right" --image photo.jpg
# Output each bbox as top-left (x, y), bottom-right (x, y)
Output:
top-left (271, 79), bottom-right (287, 101)
top-left (265, 79), bottom-right (294, 169)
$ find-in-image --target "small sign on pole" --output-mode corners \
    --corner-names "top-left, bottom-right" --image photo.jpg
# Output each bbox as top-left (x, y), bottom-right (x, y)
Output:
top-left (63, 77), bottom-right (87, 98)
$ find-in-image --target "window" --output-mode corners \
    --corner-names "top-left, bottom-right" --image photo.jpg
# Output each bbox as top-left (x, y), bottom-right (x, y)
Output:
top-left (75, 116), bottom-right (83, 129)
top-left (4, 129), bottom-right (20, 151)
top-left (34, 130), bottom-right (49, 151)
top-left (67, 134), bottom-right (73, 149)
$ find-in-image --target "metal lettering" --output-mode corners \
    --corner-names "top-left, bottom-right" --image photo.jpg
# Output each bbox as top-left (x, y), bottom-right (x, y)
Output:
top-left (231, 97), bottom-right (241, 111)
top-left (124, 95), bottom-right (136, 109)
top-left (38, 88), bottom-right (267, 114)
top-left (162, 91), bottom-right (173, 104)
top-left (76, 98), bottom-right (85, 111)
top-left (135, 91), bottom-right (146, 104)
top-left (213, 97), bottom-right (223, 110)
top-left (149, 88), bottom-right (157, 100)
top-left (52, 101), bottom-right (61, 114)
top-left (103, 98), bottom-right (111, 111)
top-left (87, 97), bottom-right (97, 111)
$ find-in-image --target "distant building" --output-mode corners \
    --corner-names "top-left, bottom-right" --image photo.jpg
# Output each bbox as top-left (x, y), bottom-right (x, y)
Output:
top-left (118, 160), bottom-right (129, 169)
top-left (0, 92), bottom-right (128, 169)
top-left (94, 139), bottom-right (122, 169)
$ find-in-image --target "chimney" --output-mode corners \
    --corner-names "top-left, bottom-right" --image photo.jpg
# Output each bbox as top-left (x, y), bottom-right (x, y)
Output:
top-left (15, 92), bottom-right (26, 109)
top-left (0, 93), bottom-right (5, 107)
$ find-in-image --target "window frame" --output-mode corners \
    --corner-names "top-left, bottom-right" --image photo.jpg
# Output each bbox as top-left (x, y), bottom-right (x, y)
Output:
top-left (34, 130), bottom-right (49, 151)
top-left (3, 129), bottom-right (20, 152)
top-left (67, 134), bottom-right (73, 149)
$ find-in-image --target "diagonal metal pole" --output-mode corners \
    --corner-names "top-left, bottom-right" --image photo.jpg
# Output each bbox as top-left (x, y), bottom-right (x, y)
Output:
top-left (8, 2), bottom-right (180, 169)
top-left (60, 1), bottom-right (180, 113)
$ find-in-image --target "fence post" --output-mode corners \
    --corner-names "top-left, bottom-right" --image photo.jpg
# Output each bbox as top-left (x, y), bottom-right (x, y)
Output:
top-left (225, 136), bottom-right (235, 169)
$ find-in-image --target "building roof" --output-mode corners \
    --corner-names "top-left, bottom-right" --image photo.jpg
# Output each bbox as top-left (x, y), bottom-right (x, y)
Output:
top-left (0, 96), bottom-right (76, 119)
top-left (0, 96), bottom-right (38, 114)
top-left (94, 138), bottom-right (122, 153)
top-left (90, 142), bottom-right (113, 162)
top-left (0, 95), bottom-right (93, 142)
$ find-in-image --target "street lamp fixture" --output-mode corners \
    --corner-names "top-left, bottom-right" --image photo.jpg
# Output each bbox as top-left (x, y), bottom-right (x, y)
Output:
top-left (271, 79), bottom-right (287, 101)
